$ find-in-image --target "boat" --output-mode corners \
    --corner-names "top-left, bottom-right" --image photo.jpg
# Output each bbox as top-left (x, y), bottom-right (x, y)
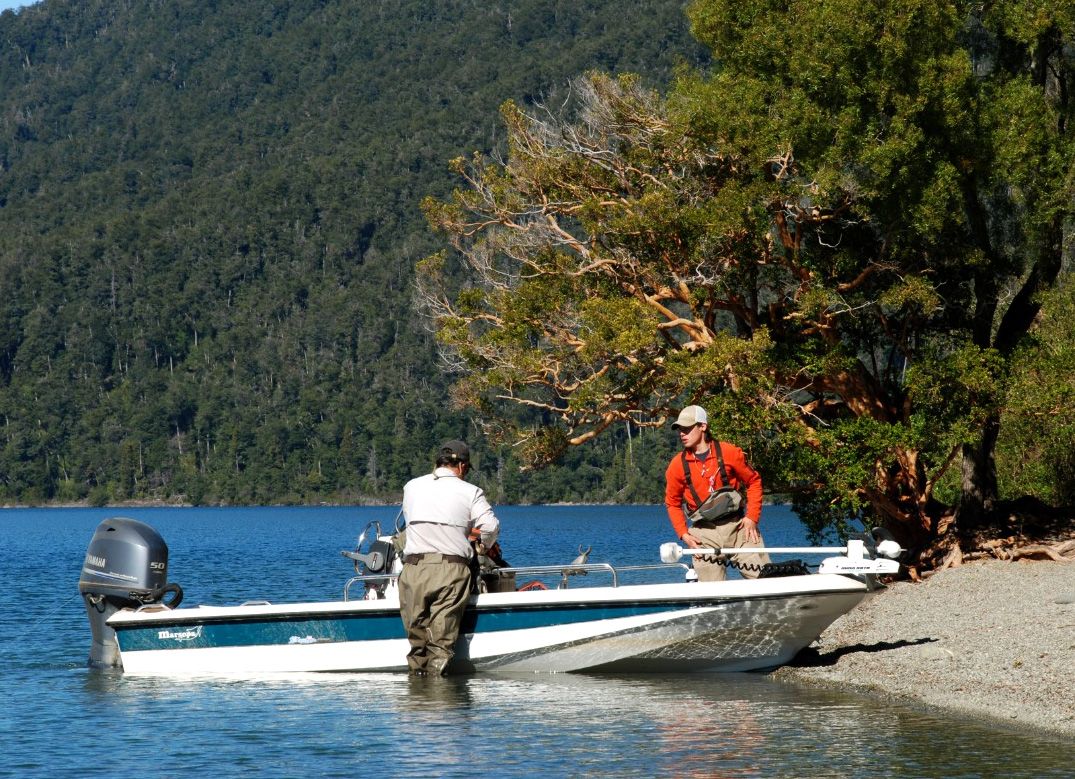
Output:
top-left (79, 516), bottom-right (901, 677)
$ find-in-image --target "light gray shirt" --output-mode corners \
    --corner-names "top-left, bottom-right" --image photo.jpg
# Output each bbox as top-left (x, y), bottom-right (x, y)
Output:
top-left (401, 467), bottom-right (500, 558)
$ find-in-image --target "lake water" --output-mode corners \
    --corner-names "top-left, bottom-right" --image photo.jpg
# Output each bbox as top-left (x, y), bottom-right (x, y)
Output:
top-left (1, 504), bottom-right (1069, 777)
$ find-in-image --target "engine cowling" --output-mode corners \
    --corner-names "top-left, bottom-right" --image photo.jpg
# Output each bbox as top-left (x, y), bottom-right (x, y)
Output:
top-left (79, 517), bottom-right (182, 668)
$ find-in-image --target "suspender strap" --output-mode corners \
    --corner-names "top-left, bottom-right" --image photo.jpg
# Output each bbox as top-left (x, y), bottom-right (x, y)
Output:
top-left (715, 445), bottom-right (729, 485)
top-left (681, 445), bottom-right (730, 506)
top-left (681, 450), bottom-right (702, 507)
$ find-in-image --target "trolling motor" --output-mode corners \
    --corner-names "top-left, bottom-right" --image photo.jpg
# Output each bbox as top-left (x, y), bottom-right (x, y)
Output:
top-left (659, 526), bottom-right (903, 580)
top-left (79, 517), bottom-right (183, 668)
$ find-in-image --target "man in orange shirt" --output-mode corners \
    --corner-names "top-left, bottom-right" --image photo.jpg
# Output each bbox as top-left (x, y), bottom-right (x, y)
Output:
top-left (664, 405), bottom-right (770, 581)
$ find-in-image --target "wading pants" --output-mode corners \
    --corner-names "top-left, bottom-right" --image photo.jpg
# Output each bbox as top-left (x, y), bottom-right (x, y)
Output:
top-left (690, 521), bottom-right (770, 582)
top-left (398, 555), bottom-right (471, 675)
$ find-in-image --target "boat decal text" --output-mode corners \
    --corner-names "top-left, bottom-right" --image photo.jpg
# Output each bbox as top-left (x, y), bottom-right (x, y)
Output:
top-left (158, 626), bottom-right (203, 642)
top-left (288, 635), bottom-right (330, 645)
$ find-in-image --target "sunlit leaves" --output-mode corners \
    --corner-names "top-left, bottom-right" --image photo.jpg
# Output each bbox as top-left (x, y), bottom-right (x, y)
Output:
top-left (997, 283), bottom-right (1075, 504)
top-left (420, 0), bottom-right (1075, 546)
top-left (878, 275), bottom-right (941, 315)
top-left (904, 341), bottom-right (1006, 439)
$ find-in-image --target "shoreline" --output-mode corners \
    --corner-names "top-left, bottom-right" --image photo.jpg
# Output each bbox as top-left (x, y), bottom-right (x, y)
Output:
top-left (0, 497), bottom-right (398, 509)
top-left (2, 498), bottom-right (791, 509)
top-left (773, 558), bottom-right (1075, 738)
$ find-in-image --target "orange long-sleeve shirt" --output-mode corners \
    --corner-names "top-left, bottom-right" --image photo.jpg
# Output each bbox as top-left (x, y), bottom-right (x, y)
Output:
top-left (664, 441), bottom-right (763, 539)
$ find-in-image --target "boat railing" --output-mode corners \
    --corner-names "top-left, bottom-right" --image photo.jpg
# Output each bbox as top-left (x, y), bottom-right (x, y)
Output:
top-left (495, 562), bottom-right (620, 586)
top-left (615, 563), bottom-right (691, 576)
top-left (343, 561), bottom-right (691, 600)
top-left (343, 574), bottom-right (394, 601)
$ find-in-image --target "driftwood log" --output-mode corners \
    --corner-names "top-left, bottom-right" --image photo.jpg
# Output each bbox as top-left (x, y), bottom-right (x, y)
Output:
top-left (912, 515), bottom-right (1075, 580)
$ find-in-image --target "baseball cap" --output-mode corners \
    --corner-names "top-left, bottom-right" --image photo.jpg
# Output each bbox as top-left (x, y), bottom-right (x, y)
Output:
top-left (439, 439), bottom-right (471, 463)
top-left (671, 405), bottom-right (708, 429)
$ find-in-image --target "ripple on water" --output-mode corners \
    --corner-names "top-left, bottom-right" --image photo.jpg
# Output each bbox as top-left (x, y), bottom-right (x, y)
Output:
top-left (2, 506), bottom-right (1071, 778)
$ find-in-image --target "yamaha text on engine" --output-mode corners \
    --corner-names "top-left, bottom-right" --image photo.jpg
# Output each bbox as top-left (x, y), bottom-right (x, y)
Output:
top-left (79, 517), bottom-right (183, 668)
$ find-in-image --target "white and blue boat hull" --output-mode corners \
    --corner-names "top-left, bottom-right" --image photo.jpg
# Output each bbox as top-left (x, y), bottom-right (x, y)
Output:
top-left (107, 576), bottom-right (866, 676)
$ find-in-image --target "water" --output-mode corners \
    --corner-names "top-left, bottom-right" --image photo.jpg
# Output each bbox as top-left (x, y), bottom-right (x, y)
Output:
top-left (1, 505), bottom-right (1069, 777)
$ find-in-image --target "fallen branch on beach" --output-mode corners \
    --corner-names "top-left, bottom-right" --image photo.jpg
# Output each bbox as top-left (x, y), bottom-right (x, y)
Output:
top-left (975, 537), bottom-right (1075, 563)
top-left (919, 525), bottom-right (1075, 578)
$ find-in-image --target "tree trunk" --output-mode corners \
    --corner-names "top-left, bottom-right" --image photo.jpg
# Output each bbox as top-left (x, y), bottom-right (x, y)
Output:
top-left (957, 412), bottom-right (1001, 530)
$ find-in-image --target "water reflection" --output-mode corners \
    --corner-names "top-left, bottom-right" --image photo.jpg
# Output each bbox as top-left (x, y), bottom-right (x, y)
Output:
top-left (391, 673), bottom-right (1071, 778)
top-left (18, 645), bottom-right (1073, 777)
top-left (5, 506), bottom-right (1072, 779)
top-left (400, 675), bottom-right (473, 710)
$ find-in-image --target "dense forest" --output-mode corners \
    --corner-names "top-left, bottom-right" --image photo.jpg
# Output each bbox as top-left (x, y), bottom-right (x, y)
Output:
top-left (418, 0), bottom-right (1075, 571)
top-left (0, 0), bottom-right (706, 505)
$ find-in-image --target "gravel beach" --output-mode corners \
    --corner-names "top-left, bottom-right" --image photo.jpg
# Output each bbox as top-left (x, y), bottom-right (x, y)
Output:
top-left (773, 559), bottom-right (1075, 737)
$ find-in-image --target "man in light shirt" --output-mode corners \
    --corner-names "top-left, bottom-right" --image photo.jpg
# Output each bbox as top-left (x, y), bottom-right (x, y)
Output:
top-left (398, 440), bottom-right (499, 676)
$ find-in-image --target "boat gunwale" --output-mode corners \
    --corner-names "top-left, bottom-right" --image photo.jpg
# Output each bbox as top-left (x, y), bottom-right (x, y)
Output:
top-left (106, 574), bottom-right (868, 630)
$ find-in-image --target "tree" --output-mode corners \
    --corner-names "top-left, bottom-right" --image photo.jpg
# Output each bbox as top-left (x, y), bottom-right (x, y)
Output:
top-left (997, 281), bottom-right (1075, 507)
top-left (420, 1), bottom-right (1075, 574)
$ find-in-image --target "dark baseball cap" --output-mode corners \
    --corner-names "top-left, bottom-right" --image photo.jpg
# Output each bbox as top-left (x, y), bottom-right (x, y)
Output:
top-left (439, 440), bottom-right (470, 463)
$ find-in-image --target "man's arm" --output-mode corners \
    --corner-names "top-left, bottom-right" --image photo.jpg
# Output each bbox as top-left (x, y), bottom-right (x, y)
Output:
top-left (664, 458), bottom-right (690, 539)
top-left (723, 443), bottom-right (763, 543)
top-left (723, 443), bottom-right (762, 522)
top-left (471, 488), bottom-right (499, 546)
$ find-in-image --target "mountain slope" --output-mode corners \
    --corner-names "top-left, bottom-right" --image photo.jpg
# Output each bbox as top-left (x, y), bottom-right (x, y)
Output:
top-left (0, 0), bottom-right (703, 503)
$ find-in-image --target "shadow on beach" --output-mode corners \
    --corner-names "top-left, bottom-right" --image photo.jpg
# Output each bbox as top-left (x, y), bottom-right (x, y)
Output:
top-left (787, 636), bottom-right (937, 668)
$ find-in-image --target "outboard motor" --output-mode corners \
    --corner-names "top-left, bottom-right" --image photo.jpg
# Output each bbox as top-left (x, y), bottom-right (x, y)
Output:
top-left (79, 517), bottom-right (183, 668)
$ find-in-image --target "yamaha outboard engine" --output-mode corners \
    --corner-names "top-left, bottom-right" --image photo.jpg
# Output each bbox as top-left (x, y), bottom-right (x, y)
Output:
top-left (79, 517), bottom-right (183, 668)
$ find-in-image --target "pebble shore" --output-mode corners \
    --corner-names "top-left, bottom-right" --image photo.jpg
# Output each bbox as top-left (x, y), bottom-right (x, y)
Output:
top-left (773, 559), bottom-right (1075, 737)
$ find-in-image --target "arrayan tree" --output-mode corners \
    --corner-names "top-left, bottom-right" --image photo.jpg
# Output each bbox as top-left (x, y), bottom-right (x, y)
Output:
top-left (419, 0), bottom-right (1075, 574)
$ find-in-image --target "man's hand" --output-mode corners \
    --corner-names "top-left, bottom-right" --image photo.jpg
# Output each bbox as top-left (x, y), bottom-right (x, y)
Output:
top-left (681, 531), bottom-right (701, 549)
top-left (740, 518), bottom-right (761, 544)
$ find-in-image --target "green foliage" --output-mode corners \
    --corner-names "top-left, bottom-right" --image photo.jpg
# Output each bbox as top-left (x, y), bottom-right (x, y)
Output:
top-left (0, 0), bottom-right (707, 505)
top-left (424, 0), bottom-right (1075, 553)
top-left (996, 281), bottom-right (1075, 505)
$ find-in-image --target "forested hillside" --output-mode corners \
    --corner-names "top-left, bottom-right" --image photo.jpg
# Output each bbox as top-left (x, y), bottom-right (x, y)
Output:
top-left (0, 0), bottom-right (705, 505)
